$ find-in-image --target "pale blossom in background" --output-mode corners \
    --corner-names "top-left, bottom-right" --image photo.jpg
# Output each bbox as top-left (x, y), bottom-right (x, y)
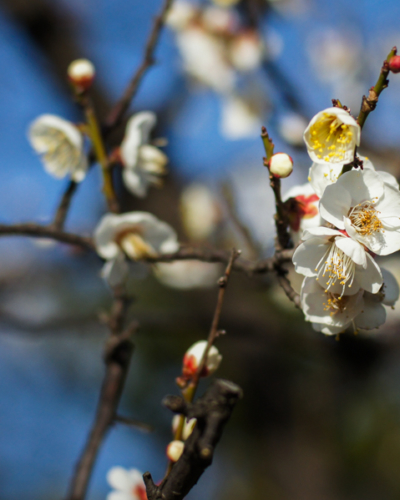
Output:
top-left (278, 113), bottom-right (307, 146)
top-left (229, 31), bottom-right (263, 72)
top-left (166, 440), bottom-right (185, 462)
top-left (94, 212), bottom-right (179, 287)
top-left (220, 94), bottom-right (262, 139)
top-left (120, 112), bottom-right (168, 198)
top-left (165, 0), bottom-right (197, 31)
top-left (106, 467), bottom-right (147, 500)
top-left (28, 114), bottom-right (88, 182)
top-left (154, 260), bottom-right (222, 289)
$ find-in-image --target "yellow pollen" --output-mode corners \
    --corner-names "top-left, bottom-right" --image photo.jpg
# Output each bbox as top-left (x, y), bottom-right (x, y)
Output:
top-left (308, 113), bottom-right (354, 162)
top-left (323, 293), bottom-right (350, 316)
top-left (315, 240), bottom-right (356, 294)
top-left (349, 200), bottom-right (383, 237)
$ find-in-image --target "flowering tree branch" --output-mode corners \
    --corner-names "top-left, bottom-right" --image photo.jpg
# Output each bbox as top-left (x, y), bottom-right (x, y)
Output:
top-left (144, 379), bottom-right (242, 500)
top-left (52, 180), bottom-right (79, 230)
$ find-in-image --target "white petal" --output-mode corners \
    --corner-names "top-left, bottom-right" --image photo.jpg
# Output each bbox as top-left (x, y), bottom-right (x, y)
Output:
top-left (377, 171), bottom-right (399, 190)
top-left (309, 163), bottom-right (342, 198)
top-left (139, 145), bottom-right (168, 172)
top-left (312, 322), bottom-right (347, 335)
top-left (127, 469), bottom-right (145, 488)
top-left (355, 296), bottom-right (386, 330)
top-left (29, 114), bottom-right (82, 150)
top-left (381, 267), bottom-right (400, 306)
top-left (292, 238), bottom-right (330, 277)
top-left (373, 227), bottom-right (400, 256)
top-left (376, 184), bottom-right (400, 225)
top-left (353, 253), bottom-right (383, 294)
top-left (335, 169), bottom-right (384, 205)
top-left (302, 226), bottom-right (343, 241)
top-left (107, 467), bottom-right (132, 492)
top-left (107, 493), bottom-right (131, 500)
top-left (283, 182), bottom-right (315, 201)
top-left (319, 184), bottom-right (351, 228)
top-left (335, 236), bottom-right (367, 267)
top-left (101, 255), bottom-right (129, 287)
top-left (94, 214), bottom-right (122, 259)
top-left (122, 169), bottom-right (149, 198)
top-left (121, 112), bottom-right (157, 168)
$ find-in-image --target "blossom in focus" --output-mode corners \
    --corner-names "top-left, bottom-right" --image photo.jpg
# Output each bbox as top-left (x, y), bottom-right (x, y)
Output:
top-left (172, 415), bottom-right (197, 440)
top-left (283, 183), bottom-right (320, 242)
top-left (67, 58), bottom-right (95, 91)
top-left (28, 114), bottom-right (88, 182)
top-left (303, 107), bottom-right (360, 165)
top-left (94, 212), bottom-right (179, 286)
top-left (268, 152), bottom-right (293, 178)
top-left (182, 340), bottom-right (222, 379)
top-left (303, 268), bottom-right (399, 335)
top-left (319, 169), bottom-right (400, 256)
top-left (167, 440), bottom-right (185, 462)
top-left (292, 226), bottom-right (383, 296)
top-left (106, 467), bottom-right (147, 500)
top-left (120, 112), bottom-right (168, 198)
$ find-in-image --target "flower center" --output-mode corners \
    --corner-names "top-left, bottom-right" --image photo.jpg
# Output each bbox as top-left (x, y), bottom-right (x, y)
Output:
top-left (309, 113), bottom-right (354, 162)
top-left (349, 200), bottom-right (383, 237)
top-left (315, 240), bottom-right (355, 294)
top-left (323, 293), bottom-right (350, 316)
top-left (41, 128), bottom-right (81, 169)
top-left (115, 226), bottom-right (156, 260)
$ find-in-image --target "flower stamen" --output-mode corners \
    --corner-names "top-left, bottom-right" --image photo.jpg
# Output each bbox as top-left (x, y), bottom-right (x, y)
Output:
top-left (349, 200), bottom-right (383, 237)
top-left (309, 112), bottom-right (354, 162)
top-left (316, 240), bottom-right (356, 295)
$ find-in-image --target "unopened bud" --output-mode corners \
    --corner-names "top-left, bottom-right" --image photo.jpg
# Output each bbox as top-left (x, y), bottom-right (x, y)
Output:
top-left (172, 415), bottom-right (197, 440)
top-left (182, 340), bottom-right (222, 379)
top-left (268, 152), bottom-right (293, 178)
top-left (389, 55), bottom-right (400, 74)
top-left (166, 440), bottom-right (184, 462)
top-left (67, 59), bottom-right (95, 91)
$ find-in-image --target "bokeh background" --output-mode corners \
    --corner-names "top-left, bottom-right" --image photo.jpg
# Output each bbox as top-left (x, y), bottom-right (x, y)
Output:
top-left (2, 0), bottom-right (400, 499)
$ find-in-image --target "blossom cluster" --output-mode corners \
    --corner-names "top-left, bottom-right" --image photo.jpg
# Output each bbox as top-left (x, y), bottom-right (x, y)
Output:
top-left (288, 107), bottom-right (400, 335)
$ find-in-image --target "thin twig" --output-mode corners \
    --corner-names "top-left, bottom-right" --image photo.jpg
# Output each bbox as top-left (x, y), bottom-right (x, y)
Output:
top-left (65, 291), bottom-right (136, 500)
top-left (52, 181), bottom-right (78, 230)
top-left (114, 415), bottom-right (153, 433)
top-left (221, 182), bottom-right (261, 259)
top-left (105, 0), bottom-right (175, 131)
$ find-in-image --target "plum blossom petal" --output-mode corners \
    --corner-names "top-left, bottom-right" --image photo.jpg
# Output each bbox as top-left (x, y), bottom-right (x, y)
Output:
top-left (283, 182), bottom-right (320, 241)
top-left (354, 295), bottom-right (386, 330)
top-left (106, 467), bottom-right (147, 500)
top-left (28, 114), bottom-right (88, 182)
top-left (303, 107), bottom-right (360, 165)
top-left (120, 112), bottom-right (167, 198)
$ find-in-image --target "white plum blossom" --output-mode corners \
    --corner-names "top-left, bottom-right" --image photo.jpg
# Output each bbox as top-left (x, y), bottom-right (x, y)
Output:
top-left (229, 31), bottom-right (263, 72)
top-left (28, 114), bottom-right (88, 182)
top-left (292, 226), bottom-right (383, 296)
top-left (120, 112), bottom-right (168, 198)
top-left (302, 268), bottom-right (399, 335)
top-left (165, 0), bottom-right (197, 31)
top-left (182, 340), bottom-right (222, 379)
top-left (319, 169), bottom-right (400, 256)
top-left (106, 466), bottom-right (147, 500)
top-left (283, 183), bottom-right (320, 243)
top-left (201, 6), bottom-right (237, 34)
top-left (94, 212), bottom-right (179, 287)
top-left (303, 107), bottom-right (360, 165)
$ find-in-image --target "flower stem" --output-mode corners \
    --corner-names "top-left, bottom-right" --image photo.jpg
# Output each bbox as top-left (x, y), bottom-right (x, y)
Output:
top-left (357, 46), bottom-right (397, 129)
top-left (85, 101), bottom-right (119, 213)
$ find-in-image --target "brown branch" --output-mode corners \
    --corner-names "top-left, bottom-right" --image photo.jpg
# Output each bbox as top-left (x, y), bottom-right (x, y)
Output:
top-left (144, 379), bottom-right (243, 500)
top-left (52, 180), bottom-right (78, 230)
top-left (104, 0), bottom-right (175, 131)
top-left (65, 291), bottom-right (136, 500)
top-left (0, 223), bottom-right (94, 250)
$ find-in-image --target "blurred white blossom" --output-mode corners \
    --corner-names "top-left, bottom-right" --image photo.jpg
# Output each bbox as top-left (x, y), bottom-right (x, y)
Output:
top-left (154, 260), bottom-right (221, 289)
top-left (106, 467), bottom-right (147, 500)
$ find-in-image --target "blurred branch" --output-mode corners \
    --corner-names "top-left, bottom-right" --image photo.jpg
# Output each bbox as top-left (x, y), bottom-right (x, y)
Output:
top-left (0, 223), bottom-right (94, 250)
top-left (66, 290), bottom-right (136, 500)
top-left (52, 180), bottom-right (78, 230)
top-left (105, 0), bottom-right (175, 131)
top-left (144, 379), bottom-right (242, 500)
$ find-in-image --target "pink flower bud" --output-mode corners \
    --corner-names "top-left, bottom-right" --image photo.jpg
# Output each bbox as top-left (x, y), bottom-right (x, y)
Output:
top-left (67, 59), bottom-right (95, 91)
top-left (268, 152), bottom-right (293, 178)
top-left (182, 340), bottom-right (222, 379)
top-left (389, 55), bottom-right (400, 74)
top-left (166, 440), bottom-right (184, 462)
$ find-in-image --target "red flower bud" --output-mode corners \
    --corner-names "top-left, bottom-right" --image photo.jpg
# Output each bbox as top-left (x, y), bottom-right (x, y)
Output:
top-left (389, 55), bottom-right (400, 74)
